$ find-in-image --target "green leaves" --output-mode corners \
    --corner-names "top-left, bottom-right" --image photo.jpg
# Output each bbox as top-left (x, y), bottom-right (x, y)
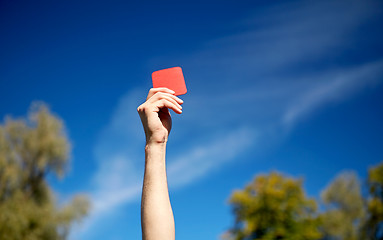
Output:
top-left (228, 172), bottom-right (321, 240)
top-left (0, 103), bottom-right (89, 240)
top-left (226, 164), bottom-right (383, 240)
top-left (320, 172), bottom-right (365, 240)
top-left (363, 162), bottom-right (383, 239)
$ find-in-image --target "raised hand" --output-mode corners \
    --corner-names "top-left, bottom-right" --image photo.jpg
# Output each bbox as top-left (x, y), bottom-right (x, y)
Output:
top-left (137, 88), bottom-right (183, 144)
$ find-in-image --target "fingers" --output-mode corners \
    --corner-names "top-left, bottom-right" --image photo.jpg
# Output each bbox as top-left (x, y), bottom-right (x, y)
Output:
top-left (139, 88), bottom-right (184, 114)
top-left (157, 99), bottom-right (182, 114)
top-left (149, 92), bottom-right (183, 109)
top-left (152, 92), bottom-right (183, 104)
top-left (147, 88), bottom-right (183, 105)
top-left (147, 88), bottom-right (175, 100)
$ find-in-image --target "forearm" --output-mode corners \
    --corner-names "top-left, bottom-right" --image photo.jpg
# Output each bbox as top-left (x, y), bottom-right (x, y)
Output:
top-left (141, 143), bottom-right (175, 240)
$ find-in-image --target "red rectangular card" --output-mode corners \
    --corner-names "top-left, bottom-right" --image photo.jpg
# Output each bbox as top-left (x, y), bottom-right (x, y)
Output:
top-left (152, 67), bottom-right (187, 96)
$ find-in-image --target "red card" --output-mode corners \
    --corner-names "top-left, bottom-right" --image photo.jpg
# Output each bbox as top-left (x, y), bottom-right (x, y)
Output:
top-left (152, 67), bottom-right (187, 96)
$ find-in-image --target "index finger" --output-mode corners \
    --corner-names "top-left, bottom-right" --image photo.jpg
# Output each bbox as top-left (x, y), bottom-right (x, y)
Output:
top-left (147, 88), bottom-right (175, 100)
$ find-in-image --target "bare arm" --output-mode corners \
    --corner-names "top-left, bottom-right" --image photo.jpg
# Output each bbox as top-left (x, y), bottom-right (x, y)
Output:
top-left (137, 88), bottom-right (183, 240)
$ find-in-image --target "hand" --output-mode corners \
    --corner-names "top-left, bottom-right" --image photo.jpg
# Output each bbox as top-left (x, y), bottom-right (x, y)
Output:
top-left (137, 88), bottom-right (184, 144)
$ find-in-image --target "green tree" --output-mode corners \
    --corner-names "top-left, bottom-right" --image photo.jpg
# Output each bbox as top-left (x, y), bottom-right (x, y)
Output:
top-left (320, 171), bottom-right (365, 240)
top-left (225, 172), bottom-right (321, 240)
top-left (0, 103), bottom-right (89, 240)
top-left (363, 162), bottom-right (383, 240)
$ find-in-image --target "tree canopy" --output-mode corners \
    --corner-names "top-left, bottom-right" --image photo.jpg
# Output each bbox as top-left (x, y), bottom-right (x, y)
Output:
top-left (226, 172), bottom-right (321, 240)
top-left (0, 103), bottom-right (89, 240)
top-left (320, 172), bottom-right (365, 240)
top-left (225, 164), bottom-right (383, 240)
top-left (363, 162), bottom-right (383, 240)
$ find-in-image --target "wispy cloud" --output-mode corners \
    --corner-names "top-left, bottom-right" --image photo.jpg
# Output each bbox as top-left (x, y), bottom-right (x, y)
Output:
top-left (162, 0), bottom-right (383, 136)
top-left (153, 0), bottom-right (381, 76)
top-left (283, 60), bottom-right (383, 127)
top-left (168, 127), bottom-right (256, 188)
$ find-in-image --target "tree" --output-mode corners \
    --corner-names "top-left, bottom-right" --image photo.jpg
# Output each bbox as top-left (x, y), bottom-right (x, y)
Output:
top-left (0, 103), bottom-right (89, 240)
top-left (225, 172), bottom-right (321, 240)
top-left (320, 171), bottom-right (365, 240)
top-left (363, 162), bottom-right (383, 240)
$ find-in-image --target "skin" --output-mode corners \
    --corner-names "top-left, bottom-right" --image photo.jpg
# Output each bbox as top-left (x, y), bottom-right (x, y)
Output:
top-left (137, 88), bottom-right (184, 240)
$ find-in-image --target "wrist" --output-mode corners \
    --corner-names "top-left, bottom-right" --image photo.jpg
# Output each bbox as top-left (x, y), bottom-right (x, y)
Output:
top-left (145, 141), bottom-right (167, 152)
top-left (146, 132), bottom-right (168, 145)
top-left (146, 131), bottom-right (168, 145)
top-left (145, 142), bottom-right (167, 165)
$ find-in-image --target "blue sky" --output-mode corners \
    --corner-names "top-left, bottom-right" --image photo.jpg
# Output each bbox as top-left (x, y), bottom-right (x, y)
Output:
top-left (1, 0), bottom-right (383, 239)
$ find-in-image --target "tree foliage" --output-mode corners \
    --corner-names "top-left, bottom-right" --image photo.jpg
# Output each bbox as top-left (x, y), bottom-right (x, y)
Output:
top-left (363, 162), bottom-right (383, 240)
top-left (226, 172), bottom-right (321, 240)
top-left (320, 172), bottom-right (365, 240)
top-left (0, 103), bottom-right (89, 240)
top-left (225, 163), bottom-right (383, 240)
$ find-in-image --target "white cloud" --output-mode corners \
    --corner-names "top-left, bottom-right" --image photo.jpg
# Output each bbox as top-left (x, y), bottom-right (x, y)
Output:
top-left (166, 0), bottom-right (383, 134)
top-left (283, 60), bottom-right (383, 128)
top-left (153, 0), bottom-right (381, 78)
top-left (168, 127), bottom-right (256, 188)
top-left (91, 155), bottom-right (141, 212)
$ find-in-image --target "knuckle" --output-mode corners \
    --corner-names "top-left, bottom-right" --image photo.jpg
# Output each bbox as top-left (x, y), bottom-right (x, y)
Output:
top-left (137, 103), bottom-right (148, 112)
top-left (154, 92), bottom-right (164, 98)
